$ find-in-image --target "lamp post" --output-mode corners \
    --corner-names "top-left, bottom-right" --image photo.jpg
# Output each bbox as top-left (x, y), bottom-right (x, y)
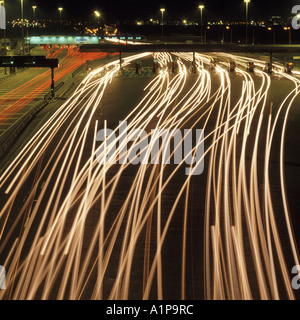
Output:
top-left (225, 26), bottom-right (233, 44)
top-left (20, 0), bottom-right (26, 54)
top-left (94, 11), bottom-right (100, 25)
top-left (160, 8), bottom-right (165, 43)
top-left (198, 5), bottom-right (204, 44)
top-left (205, 25), bottom-right (210, 44)
top-left (0, 0), bottom-right (6, 56)
top-left (32, 6), bottom-right (37, 22)
top-left (21, 0), bottom-right (24, 39)
top-left (58, 7), bottom-right (63, 33)
top-left (244, 0), bottom-right (250, 45)
top-left (268, 27), bottom-right (275, 45)
top-left (284, 27), bottom-right (292, 45)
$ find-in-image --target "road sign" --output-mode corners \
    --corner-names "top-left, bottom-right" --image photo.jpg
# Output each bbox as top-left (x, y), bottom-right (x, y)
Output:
top-left (0, 56), bottom-right (59, 98)
top-left (293, 56), bottom-right (300, 60)
top-left (0, 56), bottom-right (59, 68)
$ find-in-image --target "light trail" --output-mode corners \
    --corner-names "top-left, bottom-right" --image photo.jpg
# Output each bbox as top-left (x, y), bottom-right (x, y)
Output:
top-left (0, 51), bottom-right (299, 300)
top-left (0, 46), bottom-right (111, 127)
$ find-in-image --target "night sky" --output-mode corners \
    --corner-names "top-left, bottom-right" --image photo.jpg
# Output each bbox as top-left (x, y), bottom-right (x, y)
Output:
top-left (3, 0), bottom-right (299, 22)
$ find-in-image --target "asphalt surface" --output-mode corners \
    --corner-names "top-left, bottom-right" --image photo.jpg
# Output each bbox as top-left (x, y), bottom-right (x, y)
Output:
top-left (0, 53), bottom-right (299, 300)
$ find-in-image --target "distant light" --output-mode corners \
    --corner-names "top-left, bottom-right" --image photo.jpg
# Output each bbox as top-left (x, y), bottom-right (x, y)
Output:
top-left (94, 11), bottom-right (100, 17)
top-left (198, 5), bottom-right (205, 9)
top-left (244, 0), bottom-right (250, 3)
top-left (160, 8), bottom-right (165, 12)
top-left (58, 7), bottom-right (63, 12)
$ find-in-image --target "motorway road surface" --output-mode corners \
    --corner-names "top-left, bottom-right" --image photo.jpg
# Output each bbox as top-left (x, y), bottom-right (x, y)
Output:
top-left (0, 52), bottom-right (299, 300)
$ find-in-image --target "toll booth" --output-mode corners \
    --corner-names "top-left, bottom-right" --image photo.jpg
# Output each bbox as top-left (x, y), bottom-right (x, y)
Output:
top-left (247, 62), bottom-right (255, 72)
top-left (136, 59), bottom-right (142, 74)
top-left (172, 57), bottom-right (179, 74)
top-left (190, 60), bottom-right (197, 74)
top-left (153, 58), bottom-right (160, 74)
top-left (264, 62), bottom-right (272, 74)
top-left (85, 60), bottom-right (91, 74)
top-left (229, 61), bottom-right (236, 72)
top-left (210, 59), bottom-right (216, 71)
top-left (284, 63), bottom-right (293, 74)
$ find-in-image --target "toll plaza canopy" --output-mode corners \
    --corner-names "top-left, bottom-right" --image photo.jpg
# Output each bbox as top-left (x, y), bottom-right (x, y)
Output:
top-left (29, 36), bottom-right (100, 45)
top-left (80, 43), bottom-right (300, 54)
top-left (29, 36), bottom-right (144, 46)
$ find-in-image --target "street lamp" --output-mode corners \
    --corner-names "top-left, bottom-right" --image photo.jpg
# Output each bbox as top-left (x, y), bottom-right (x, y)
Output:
top-left (160, 8), bottom-right (165, 43)
top-left (0, 0), bottom-right (6, 56)
top-left (198, 5), bottom-right (204, 44)
top-left (268, 27), bottom-right (275, 45)
top-left (244, 0), bottom-right (250, 45)
top-left (284, 27), bottom-right (291, 45)
top-left (94, 10), bottom-right (100, 25)
top-left (19, 0), bottom-right (26, 54)
top-left (58, 7), bottom-right (63, 33)
top-left (21, 0), bottom-right (24, 39)
top-left (32, 6), bottom-right (37, 22)
top-left (225, 26), bottom-right (233, 44)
